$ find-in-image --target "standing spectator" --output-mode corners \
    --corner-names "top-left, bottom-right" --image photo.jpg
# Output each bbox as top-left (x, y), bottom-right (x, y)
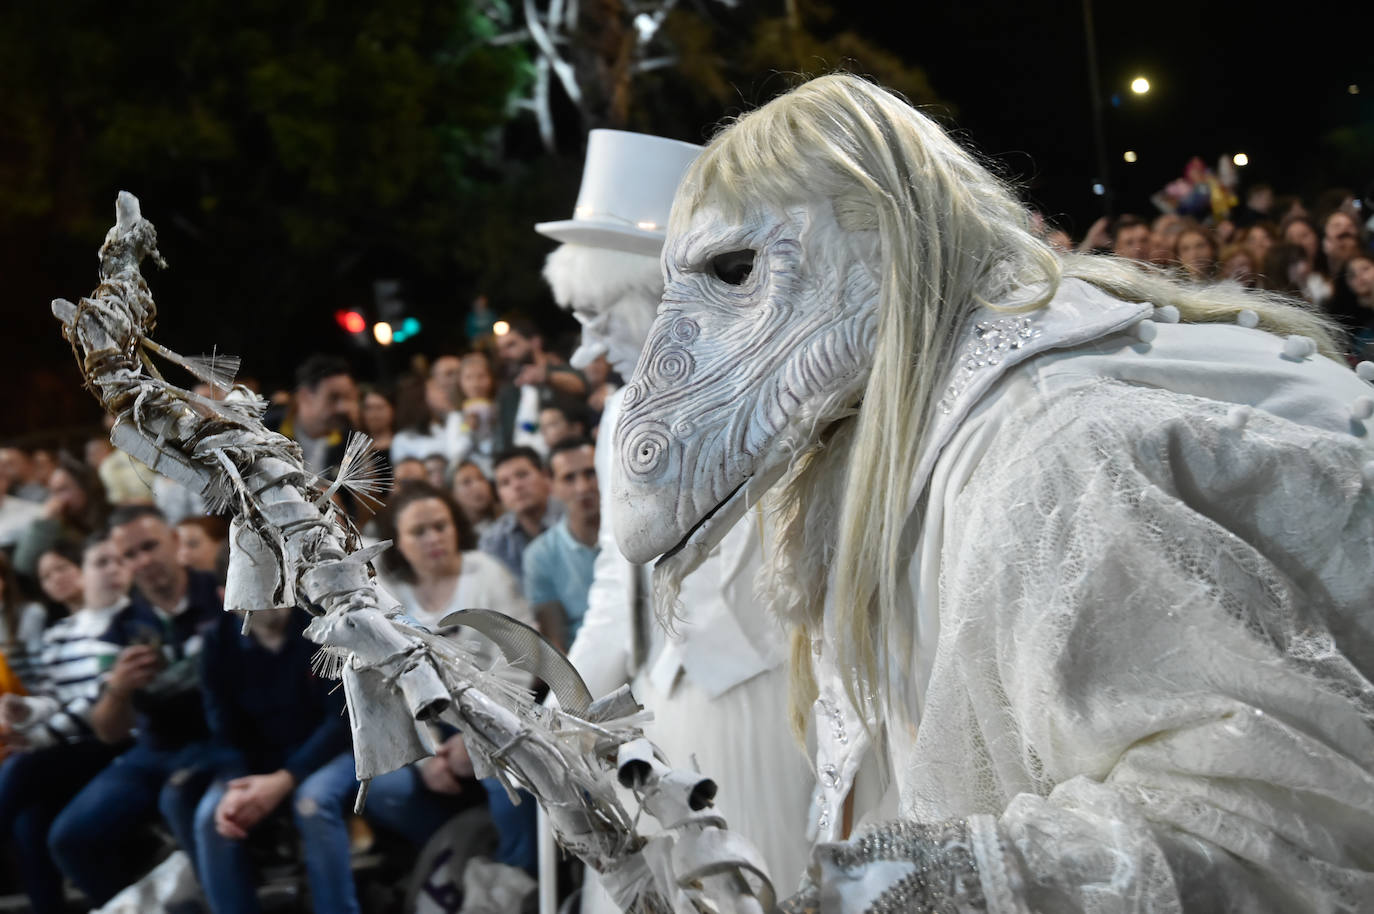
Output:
top-left (1173, 226), bottom-right (1218, 280)
top-left (466, 294), bottom-right (496, 344)
top-left (522, 439), bottom-right (600, 650)
top-left (49, 505), bottom-right (222, 908)
top-left (1323, 211), bottom-right (1363, 278)
top-left (451, 461), bottom-right (500, 539)
top-left (455, 352), bottom-right (501, 476)
top-left (158, 606), bottom-right (351, 914)
top-left (265, 355), bottom-right (357, 475)
top-left (1262, 242), bottom-right (1315, 300)
top-left (0, 448), bottom-right (49, 503)
top-left (493, 321), bottom-right (586, 455)
top-left (1239, 222), bottom-right (1276, 270)
top-left (0, 532), bottom-right (145, 914)
top-left (13, 455), bottom-right (110, 576)
top-left (478, 448), bottom-right (562, 578)
top-left (0, 449), bottom-right (42, 551)
top-left (1217, 244), bottom-right (1258, 287)
top-left (1147, 213), bottom-right (1185, 264)
top-left (1280, 215), bottom-right (1332, 305)
top-left (1110, 214), bottom-right (1151, 262)
top-left (1230, 183), bottom-right (1274, 228)
top-left (1344, 254), bottom-right (1374, 361)
top-left (175, 516), bottom-right (229, 576)
top-left (0, 551), bottom-right (47, 690)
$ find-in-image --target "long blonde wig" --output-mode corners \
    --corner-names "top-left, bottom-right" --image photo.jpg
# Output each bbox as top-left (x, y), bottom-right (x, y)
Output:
top-left (667, 74), bottom-right (1343, 735)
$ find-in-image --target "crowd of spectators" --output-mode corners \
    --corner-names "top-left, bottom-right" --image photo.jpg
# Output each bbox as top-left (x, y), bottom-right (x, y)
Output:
top-left (1053, 183), bottom-right (1374, 363)
top-left (0, 178), bottom-right (1369, 913)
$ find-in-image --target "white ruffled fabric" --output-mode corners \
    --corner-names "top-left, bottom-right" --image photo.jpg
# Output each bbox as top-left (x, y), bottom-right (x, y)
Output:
top-left (821, 314), bottom-right (1374, 912)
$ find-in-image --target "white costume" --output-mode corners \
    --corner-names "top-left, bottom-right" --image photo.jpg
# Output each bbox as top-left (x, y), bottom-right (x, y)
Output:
top-left (609, 76), bottom-right (1374, 911)
top-left (538, 130), bottom-right (815, 897)
top-left (809, 280), bottom-right (1374, 910)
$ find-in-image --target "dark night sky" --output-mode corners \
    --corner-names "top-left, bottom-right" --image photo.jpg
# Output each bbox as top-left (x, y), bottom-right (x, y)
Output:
top-left (853, 0), bottom-right (1372, 235)
top-left (4, 1), bottom-right (1371, 440)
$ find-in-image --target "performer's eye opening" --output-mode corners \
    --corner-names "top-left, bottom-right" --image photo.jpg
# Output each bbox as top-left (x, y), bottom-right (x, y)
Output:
top-left (711, 250), bottom-right (755, 286)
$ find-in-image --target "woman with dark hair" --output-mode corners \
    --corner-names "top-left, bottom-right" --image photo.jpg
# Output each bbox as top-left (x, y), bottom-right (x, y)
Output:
top-left (450, 460), bottom-right (501, 538)
top-left (175, 515), bottom-right (230, 576)
top-left (1259, 242), bottom-right (1312, 299)
top-left (1279, 214), bottom-right (1333, 304)
top-left (0, 551), bottom-right (48, 690)
top-left (13, 455), bottom-right (110, 576)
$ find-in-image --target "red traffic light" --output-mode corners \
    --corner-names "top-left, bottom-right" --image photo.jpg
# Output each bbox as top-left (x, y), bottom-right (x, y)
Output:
top-left (335, 310), bottom-right (367, 334)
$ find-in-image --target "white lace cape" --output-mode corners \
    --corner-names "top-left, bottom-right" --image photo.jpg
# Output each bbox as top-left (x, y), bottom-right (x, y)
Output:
top-left (814, 321), bottom-right (1374, 913)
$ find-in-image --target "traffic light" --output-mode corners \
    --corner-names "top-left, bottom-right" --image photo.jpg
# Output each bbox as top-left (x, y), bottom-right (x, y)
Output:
top-left (335, 310), bottom-right (366, 334)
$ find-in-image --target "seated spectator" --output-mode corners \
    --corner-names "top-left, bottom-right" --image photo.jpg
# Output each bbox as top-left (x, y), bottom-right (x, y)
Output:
top-left (0, 449), bottom-right (42, 551)
top-left (0, 448), bottom-right (49, 504)
top-left (1173, 225), bottom-right (1218, 280)
top-left (364, 483), bottom-right (537, 876)
top-left (49, 505), bottom-right (222, 908)
top-left (392, 457), bottom-right (428, 488)
top-left (523, 439), bottom-right (600, 650)
top-left (13, 455), bottom-right (110, 576)
top-left (423, 454), bottom-right (449, 491)
top-left (0, 551), bottom-right (48, 690)
top-left (0, 532), bottom-right (145, 913)
top-left (176, 516), bottom-right (229, 576)
top-left (90, 431), bottom-right (156, 508)
top-left (451, 461), bottom-right (500, 539)
top-left (478, 447), bottom-right (562, 578)
top-left (537, 399), bottom-right (588, 453)
top-left (34, 541), bottom-right (83, 621)
top-left (158, 606), bottom-right (352, 914)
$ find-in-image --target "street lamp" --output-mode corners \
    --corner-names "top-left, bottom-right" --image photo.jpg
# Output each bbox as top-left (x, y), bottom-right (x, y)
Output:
top-left (1233, 153), bottom-right (1249, 167)
top-left (1130, 76), bottom-right (1150, 95)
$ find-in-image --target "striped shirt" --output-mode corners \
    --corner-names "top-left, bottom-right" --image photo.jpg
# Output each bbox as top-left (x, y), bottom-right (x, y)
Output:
top-left (15, 599), bottom-right (136, 747)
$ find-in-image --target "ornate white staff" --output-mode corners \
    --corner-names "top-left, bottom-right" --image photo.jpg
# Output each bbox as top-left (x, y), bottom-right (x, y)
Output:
top-left (52, 192), bottom-right (776, 914)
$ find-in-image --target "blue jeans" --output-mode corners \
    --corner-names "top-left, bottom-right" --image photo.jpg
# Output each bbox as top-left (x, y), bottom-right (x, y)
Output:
top-left (49, 740), bottom-right (224, 907)
top-left (304, 754), bottom-right (536, 877)
top-left (0, 742), bottom-right (120, 914)
top-left (162, 753), bottom-right (359, 912)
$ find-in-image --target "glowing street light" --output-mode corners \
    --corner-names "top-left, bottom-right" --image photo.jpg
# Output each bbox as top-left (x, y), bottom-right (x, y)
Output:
top-left (373, 321), bottom-right (393, 345)
top-left (493, 320), bottom-right (510, 336)
top-left (1233, 153), bottom-right (1249, 167)
top-left (1130, 76), bottom-right (1150, 95)
top-left (1123, 150), bottom-right (1138, 163)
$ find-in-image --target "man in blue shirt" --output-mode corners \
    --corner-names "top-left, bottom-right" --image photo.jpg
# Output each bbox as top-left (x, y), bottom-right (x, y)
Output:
top-left (49, 505), bottom-right (223, 908)
top-left (522, 438), bottom-right (600, 651)
top-left (478, 447), bottom-right (562, 578)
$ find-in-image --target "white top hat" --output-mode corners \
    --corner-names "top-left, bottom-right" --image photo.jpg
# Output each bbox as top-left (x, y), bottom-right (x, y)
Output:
top-left (536, 129), bottom-right (703, 257)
